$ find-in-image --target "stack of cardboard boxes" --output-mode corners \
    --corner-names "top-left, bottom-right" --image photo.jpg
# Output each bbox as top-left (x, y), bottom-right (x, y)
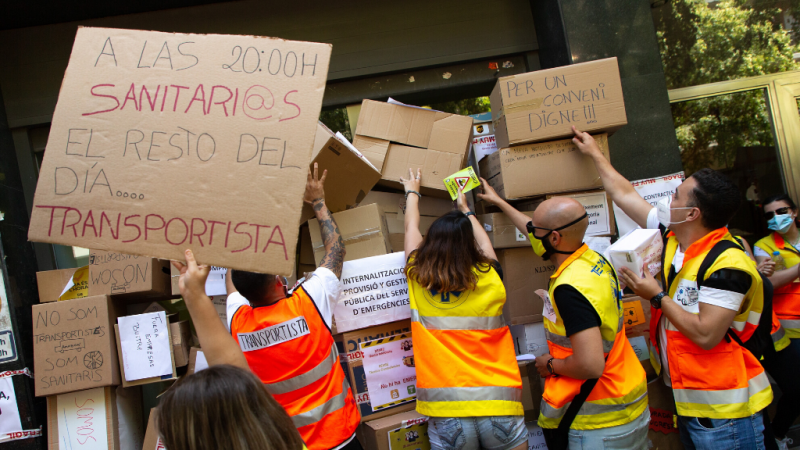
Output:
top-left (33, 250), bottom-right (188, 450)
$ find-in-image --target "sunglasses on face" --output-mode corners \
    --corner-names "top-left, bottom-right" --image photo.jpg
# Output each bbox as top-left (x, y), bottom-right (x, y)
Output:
top-left (764, 207), bottom-right (792, 220)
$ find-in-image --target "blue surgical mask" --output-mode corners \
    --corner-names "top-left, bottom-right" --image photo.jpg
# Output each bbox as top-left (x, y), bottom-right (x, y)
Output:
top-left (768, 214), bottom-right (794, 234)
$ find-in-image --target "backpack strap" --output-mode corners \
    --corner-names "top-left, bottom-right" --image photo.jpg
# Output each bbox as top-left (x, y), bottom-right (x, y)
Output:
top-left (696, 240), bottom-right (743, 288)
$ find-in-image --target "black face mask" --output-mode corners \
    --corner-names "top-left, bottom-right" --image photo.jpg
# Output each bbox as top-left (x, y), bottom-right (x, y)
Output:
top-left (526, 213), bottom-right (588, 261)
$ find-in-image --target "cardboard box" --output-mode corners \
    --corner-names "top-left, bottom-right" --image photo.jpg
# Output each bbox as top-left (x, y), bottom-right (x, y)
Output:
top-left (36, 266), bottom-right (88, 302)
top-left (360, 410), bottom-right (429, 450)
top-left (353, 135), bottom-right (391, 172)
top-left (497, 249), bottom-right (556, 325)
top-left (546, 190), bottom-right (616, 236)
top-left (299, 225), bottom-right (316, 266)
top-left (89, 250), bottom-right (172, 301)
top-left (142, 408), bottom-right (165, 450)
top-left (360, 191), bottom-right (454, 252)
top-left (355, 100), bottom-right (473, 196)
top-left (342, 320), bottom-right (416, 422)
top-left (28, 28), bottom-right (332, 278)
top-left (520, 361), bottom-right (544, 422)
top-left (490, 57), bottom-right (626, 147)
top-left (33, 295), bottom-right (121, 396)
top-left (114, 323), bottom-right (178, 388)
top-left (47, 385), bottom-right (144, 450)
top-left (510, 322), bottom-right (548, 357)
top-left (479, 134), bottom-right (610, 201)
top-left (299, 122), bottom-right (382, 224)
top-left (479, 211), bottom-right (534, 249)
top-left (308, 203), bottom-right (392, 265)
top-left (647, 378), bottom-right (681, 449)
top-left (170, 320), bottom-right (192, 367)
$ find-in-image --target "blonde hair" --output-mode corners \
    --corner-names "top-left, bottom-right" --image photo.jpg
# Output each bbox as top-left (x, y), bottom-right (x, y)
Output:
top-left (156, 365), bottom-right (304, 450)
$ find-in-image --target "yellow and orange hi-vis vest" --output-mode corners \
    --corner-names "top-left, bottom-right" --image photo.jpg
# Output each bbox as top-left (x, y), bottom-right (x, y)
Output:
top-left (539, 244), bottom-right (648, 430)
top-left (650, 228), bottom-right (772, 419)
top-left (756, 232), bottom-right (800, 339)
top-left (230, 286), bottom-right (360, 450)
top-left (407, 261), bottom-right (524, 417)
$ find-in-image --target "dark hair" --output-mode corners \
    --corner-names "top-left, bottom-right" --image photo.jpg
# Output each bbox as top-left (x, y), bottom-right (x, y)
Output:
top-left (231, 270), bottom-right (275, 302)
top-left (405, 211), bottom-right (493, 293)
top-left (763, 194), bottom-right (796, 211)
top-left (688, 168), bottom-right (741, 230)
top-left (156, 365), bottom-right (304, 450)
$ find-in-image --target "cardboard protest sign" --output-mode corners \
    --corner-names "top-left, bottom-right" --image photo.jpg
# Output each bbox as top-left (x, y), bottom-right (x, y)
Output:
top-left (613, 172), bottom-right (685, 236)
top-left (28, 27), bottom-right (332, 276)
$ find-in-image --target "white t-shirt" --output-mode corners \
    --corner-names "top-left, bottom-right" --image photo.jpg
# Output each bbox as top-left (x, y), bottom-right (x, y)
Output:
top-left (226, 267), bottom-right (341, 331)
top-left (646, 208), bottom-right (747, 386)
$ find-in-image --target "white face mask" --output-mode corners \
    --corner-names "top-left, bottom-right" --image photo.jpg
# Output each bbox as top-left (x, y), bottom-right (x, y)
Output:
top-left (657, 196), bottom-right (694, 228)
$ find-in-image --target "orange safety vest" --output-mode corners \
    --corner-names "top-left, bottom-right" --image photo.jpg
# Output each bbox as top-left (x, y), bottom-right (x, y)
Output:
top-left (230, 286), bottom-right (360, 450)
top-left (650, 228), bottom-right (773, 419)
top-left (408, 261), bottom-right (524, 417)
top-left (539, 245), bottom-right (648, 430)
top-left (755, 232), bottom-right (800, 338)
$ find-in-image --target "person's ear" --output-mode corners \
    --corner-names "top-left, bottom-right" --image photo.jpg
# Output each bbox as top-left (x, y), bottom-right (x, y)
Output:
top-left (551, 231), bottom-right (561, 247)
top-left (686, 206), bottom-right (701, 223)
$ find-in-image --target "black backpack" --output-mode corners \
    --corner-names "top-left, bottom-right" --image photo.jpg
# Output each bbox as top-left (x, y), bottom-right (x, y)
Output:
top-left (696, 239), bottom-right (776, 360)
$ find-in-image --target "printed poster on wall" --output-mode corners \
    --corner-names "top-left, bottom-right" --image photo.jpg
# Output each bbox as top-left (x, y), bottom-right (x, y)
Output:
top-left (613, 172), bottom-right (685, 236)
top-left (360, 333), bottom-right (416, 412)
top-left (335, 252), bottom-right (410, 333)
top-left (27, 27), bottom-right (332, 276)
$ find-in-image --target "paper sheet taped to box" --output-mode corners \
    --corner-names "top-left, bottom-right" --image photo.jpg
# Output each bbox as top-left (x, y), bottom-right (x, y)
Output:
top-left (335, 252), bottom-right (410, 333)
top-left (27, 27), bottom-right (332, 276)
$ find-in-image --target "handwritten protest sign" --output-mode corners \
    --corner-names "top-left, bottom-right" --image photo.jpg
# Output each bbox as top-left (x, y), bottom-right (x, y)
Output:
top-left (118, 312), bottom-right (171, 381)
top-left (28, 27), bottom-right (332, 276)
top-left (56, 387), bottom-right (109, 450)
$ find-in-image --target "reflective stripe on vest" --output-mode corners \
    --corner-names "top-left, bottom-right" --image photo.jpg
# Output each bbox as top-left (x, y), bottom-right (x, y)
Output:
top-left (540, 388), bottom-right (647, 419)
top-left (772, 325), bottom-right (787, 344)
top-left (291, 377), bottom-right (351, 429)
top-left (410, 309), bottom-right (506, 330)
top-left (780, 318), bottom-right (800, 330)
top-left (417, 385), bottom-right (522, 403)
top-left (265, 343), bottom-right (338, 395)
top-left (672, 370), bottom-right (771, 407)
top-left (544, 315), bottom-right (622, 353)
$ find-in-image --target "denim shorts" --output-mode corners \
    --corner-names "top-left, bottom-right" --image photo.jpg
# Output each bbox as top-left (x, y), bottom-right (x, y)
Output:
top-left (428, 415), bottom-right (527, 450)
top-left (677, 411), bottom-right (766, 450)
top-left (565, 407), bottom-right (650, 450)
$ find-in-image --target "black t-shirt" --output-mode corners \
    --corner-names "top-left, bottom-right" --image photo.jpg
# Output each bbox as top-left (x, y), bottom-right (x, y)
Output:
top-left (552, 285), bottom-right (601, 336)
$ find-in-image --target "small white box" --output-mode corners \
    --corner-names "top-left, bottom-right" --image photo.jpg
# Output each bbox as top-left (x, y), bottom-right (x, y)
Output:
top-left (606, 229), bottom-right (663, 280)
top-left (510, 322), bottom-right (548, 357)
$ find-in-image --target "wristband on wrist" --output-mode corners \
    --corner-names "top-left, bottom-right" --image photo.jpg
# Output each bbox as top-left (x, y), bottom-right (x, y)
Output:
top-left (546, 357), bottom-right (556, 376)
top-left (464, 211), bottom-right (476, 218)
top-left (405, 190), bottom-right (421, 199)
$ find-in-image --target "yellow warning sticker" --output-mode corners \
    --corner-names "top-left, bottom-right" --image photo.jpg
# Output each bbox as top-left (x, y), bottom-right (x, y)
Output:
top-left (443, 166), bottom-right (480, 200)
top-left (59, 266), bottom-right (89, 301)
top-left (623, 300), bottom-right (646, 328)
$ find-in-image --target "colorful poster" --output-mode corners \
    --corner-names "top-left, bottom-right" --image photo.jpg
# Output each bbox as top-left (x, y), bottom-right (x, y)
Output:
top-left (388, 416), bottom-right (430, 450)
top-left (360, 333), bottom-right (416, 412)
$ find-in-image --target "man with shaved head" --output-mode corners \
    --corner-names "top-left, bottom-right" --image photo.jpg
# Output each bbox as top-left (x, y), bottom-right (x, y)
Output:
top-left (479, 185), bottom-right (649, 449)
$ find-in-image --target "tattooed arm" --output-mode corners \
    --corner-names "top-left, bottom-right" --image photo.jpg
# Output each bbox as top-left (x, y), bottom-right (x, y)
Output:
top-left (304, 163), bottom-right (346, 278)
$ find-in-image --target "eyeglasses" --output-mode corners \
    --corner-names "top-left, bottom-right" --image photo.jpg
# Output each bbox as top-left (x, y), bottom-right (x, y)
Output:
top-left (764, 207), bottom-right (792, 220)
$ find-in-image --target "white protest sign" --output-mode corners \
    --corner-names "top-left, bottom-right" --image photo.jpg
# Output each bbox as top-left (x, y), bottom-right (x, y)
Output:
top-left (205, 266), bottom-right (227, 296)
top-left (119, 312), bottom-right (172, 381)
top-left (194, 350), bottom-right (209, 373)
top-left (0, 377), bottom-right (21, 438)
top-left (613, 172), bottom-right (685, 236)
top-left (336, 252), bottom-right (410, 333)
top-left (27, 27), bottom-right (332, 277)
top-left (526, 423), bottom-right (548, 450)
top-left (57, 387), bottom-right (109, 450)
top-left (361, 334), bottom-right (416, 412)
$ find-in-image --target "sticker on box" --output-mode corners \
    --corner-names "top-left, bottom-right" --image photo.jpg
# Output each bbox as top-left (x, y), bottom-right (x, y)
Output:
top-left (443, 167), bottom-right (480, 200)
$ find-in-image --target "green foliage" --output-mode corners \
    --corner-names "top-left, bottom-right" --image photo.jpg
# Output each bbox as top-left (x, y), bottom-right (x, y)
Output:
top-left (319, 108), bottom-right (352, 141)
top-left (426, 97), bottom-right (491, 115)
top-left (655, 0), bottom-right (798, 174)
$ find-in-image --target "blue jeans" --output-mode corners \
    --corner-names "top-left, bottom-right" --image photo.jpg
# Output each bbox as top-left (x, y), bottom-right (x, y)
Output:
top-left (428, 416), bottom-right (527, 450)
top-left (677, 411), bottom-right (766, 450)
top-left (565, 407), bottom-right (650, 450)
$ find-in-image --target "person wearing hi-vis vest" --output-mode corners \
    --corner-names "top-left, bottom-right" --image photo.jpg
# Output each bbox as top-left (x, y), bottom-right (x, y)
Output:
top-left (478, 185), bottom-right (649, 449)
top-left (399, 168), bottom-right (528, 450)
top-left (225, 163), bottom-right (361, 450)
top-left (754, 194), bottom-right (800, 449)
top-left (571, 125), bottom-right (774, 449)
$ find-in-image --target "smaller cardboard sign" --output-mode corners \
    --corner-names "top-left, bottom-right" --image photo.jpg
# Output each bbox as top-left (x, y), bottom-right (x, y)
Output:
top-left (36, 267), bottom-right (88, 303)
top-left (443, 167), bottom-right (480, 200)
top-left (118, 312), bottom-right (172, 382)
top-left (613, 172), bottom-right (685, 236)
top-left (0, 377), bottom-right (22, 439)
top-left (525, 422), bottom-right (548, 450)
top-left (387, 416), bottom-right (430, 450)
top-left (649, 408), bottom-right (678, 434)
top-left (361, 334), bottom-right (416, 412)
top-left (88, 251), bottom-right (171, 301)
top-left (336, 252), bottom-right (410, 333)
top-left (623, 301), bottom-right (646, 329)
top-left (56, 387), bottom-right (110, 450)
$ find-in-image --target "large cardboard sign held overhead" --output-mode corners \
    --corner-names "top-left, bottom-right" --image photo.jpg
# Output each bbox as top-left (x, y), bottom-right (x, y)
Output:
top-left (27, 27), bottom-right (332, 276)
